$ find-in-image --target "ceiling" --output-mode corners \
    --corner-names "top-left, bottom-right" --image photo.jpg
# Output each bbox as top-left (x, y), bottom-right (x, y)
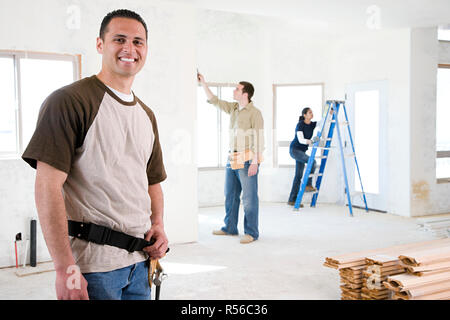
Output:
top-left (166, 0), bottom-right (450, 32)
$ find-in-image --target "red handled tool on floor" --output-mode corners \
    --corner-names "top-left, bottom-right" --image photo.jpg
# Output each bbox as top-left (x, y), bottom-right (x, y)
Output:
top-left (14, 233), bottom-right (22, 268)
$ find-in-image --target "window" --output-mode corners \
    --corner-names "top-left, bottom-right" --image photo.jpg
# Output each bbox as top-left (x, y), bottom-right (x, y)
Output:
top-left (438, 26), bottom-right (450, 42)
top-left (0, 51), bottom-right (80, 158)
top-left (197, 84), bottom-right (233, 168)
top-left (436, 65), bottom-right (450, 181)
top-left (273, 84), bottom-right (323, 166)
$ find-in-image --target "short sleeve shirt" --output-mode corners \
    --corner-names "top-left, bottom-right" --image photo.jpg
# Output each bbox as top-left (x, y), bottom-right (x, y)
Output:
top-left (22, 75), bottom-right (167, 273)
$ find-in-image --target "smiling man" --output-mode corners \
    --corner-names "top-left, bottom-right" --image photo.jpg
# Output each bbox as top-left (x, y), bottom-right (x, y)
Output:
top-left (22, 9), bottom-right (168, 300)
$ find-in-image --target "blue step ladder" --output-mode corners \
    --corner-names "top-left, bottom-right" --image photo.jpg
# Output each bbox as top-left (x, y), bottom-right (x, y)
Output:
top-left (294, 100), bottom-right (368, 216)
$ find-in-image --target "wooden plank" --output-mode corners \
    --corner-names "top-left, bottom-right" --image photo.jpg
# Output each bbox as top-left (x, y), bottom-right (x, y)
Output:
top-left (325, 260), bottom-right (366, 269)
top-left (406, 290), bottom-right (450, 300)
top-left (341, 281), bottom-right (363, 289)
top-left (392, 292), bottom-right (409, 300)
top-left (340, 287), bottom-right (361, 298)
top-left (403, 260), bottom-right (450, 272)
top-left (365, 267), bottom-right (405, 277)
top-left (399, 246), bottom-right (450, 266)
top-left (326, 238), bottom-right (450, 263)
top-left (406, 279), bottom-right (450, 298)
top-left (361, 293), bottom-right (388, 300)
top-left (340, 273), bottom-right (363, 279)
top-left (323, 262), bottom-right (338, 269)
top-left (15, 261), bottom-right (54, 277)
top-left (340, 267), bottom-right (363, 274)
top-left (336, 261), bottom-right (367, 269)
top-left (365, 254), bottom-right (399, 265)
top-left (362, 287), bottom-right (388, 295)
top-left (350, 265), bottom-right (367, 271)
top-left (366, 264), bottom-right (404, 272)
top-left (413, 268), bottom-right (450, 277)
top-left (383, 280), bottom-right (401, 292)
top-left (386, 271), bottom-right (450, 290)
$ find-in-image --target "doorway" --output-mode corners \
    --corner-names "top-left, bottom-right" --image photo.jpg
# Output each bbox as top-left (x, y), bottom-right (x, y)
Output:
top-left (345, 80), bottom-right (388, 212)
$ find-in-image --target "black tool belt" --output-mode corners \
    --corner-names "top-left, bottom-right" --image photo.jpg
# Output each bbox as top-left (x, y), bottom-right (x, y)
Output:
top-left (68, 220), bottom-right (155, 253)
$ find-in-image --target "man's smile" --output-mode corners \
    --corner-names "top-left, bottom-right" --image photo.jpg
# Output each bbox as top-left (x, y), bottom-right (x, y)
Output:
top-left (118, 56), bottom-right (138, 63)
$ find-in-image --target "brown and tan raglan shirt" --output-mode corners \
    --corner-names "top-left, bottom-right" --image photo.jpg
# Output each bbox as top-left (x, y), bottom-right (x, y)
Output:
top-left (22, 75), bottom-right (167, 273)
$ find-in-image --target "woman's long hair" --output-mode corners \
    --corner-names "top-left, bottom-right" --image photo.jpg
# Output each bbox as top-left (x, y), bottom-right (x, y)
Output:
top-left (299, 107), bottom-right (311, 122)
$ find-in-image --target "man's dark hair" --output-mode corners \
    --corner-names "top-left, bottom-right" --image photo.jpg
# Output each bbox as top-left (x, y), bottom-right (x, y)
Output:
top-left (239, 81), bottom-right (255, 102)
top-left (100, 9), bottom-right (148, 40)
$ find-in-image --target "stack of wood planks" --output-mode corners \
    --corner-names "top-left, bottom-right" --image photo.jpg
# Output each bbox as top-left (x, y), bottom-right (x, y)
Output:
top-left (324, 238), bottom-right (450, 300)
top-left (417, 216), bottom-right (450, 238)
top-left (361, 255), bottom-right (405, 300)
top-left (384, 244), bottom-right (450, 300)
top-left (339, 266), bottom-right (365, 300)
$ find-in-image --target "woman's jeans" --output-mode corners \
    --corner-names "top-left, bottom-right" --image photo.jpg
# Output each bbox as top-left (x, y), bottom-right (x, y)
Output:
top-left (221, 160), bottom-right (259, 240)
top-left (83, 260), bottom-right (150, 300)
top-left (288, 146), bottom-right (317, 203)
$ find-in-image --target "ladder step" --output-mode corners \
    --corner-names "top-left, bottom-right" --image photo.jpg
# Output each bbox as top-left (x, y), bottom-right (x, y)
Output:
top-left (314, 146), bottom-right (335, 149)
top-left (349, 192), bottom-right (364, 197)
top-left (315, 155), bottom-right (327, 159)
top-left (345, 153), bottom-right (355, 158)
top-left (309, 173), bottom-right (323, 178)
top-left (330, 120), bottom-right (349, 125)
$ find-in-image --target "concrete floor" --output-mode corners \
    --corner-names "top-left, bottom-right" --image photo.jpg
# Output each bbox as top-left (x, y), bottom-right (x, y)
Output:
top-left (0, 203), bottom-right (439, 300)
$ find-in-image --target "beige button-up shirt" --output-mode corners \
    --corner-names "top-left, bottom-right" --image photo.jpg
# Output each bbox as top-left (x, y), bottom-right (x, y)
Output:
top-left (207, 95), bottom-right (265, 160)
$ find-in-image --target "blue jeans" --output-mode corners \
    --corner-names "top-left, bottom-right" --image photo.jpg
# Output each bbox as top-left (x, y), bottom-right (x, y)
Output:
top-left (222, 160), bottom-right (259, 240)
top-left (288, 146), bottom-right (317, 203)
top-left (83, 260), bottom-right (150, 300)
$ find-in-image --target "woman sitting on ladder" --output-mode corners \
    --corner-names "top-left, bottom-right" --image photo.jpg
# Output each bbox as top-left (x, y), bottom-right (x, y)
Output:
top-left (287, 107), bottom-right (318, 207)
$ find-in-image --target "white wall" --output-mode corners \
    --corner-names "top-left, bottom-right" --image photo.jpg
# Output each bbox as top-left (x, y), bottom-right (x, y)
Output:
top-left (327, 28), bottom-right (412, 216)
top-left (0, 0), bottom-right (198, 267)
top-left (410, 28), bottom-right (450, 216)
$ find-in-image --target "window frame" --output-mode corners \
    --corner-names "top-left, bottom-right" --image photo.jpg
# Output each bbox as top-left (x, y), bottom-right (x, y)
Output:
top-left (436, 64), bottom-right (450, 183)
top-left (197, 82), bottom-right (237, 170)
top-left (272, 83), bottom-right (325, 168)
top-left (0, 50), bottom-right (81, 159)
top-left (438, 27), bottom-right (450, 42)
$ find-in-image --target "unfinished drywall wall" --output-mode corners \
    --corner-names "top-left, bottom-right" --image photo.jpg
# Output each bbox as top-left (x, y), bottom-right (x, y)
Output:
top-left (410, 28), bottom-right (450, 216)
top-left (0, 0), bottom-right (198, 267)
top-left (327, 28), bottom-right (412, 216)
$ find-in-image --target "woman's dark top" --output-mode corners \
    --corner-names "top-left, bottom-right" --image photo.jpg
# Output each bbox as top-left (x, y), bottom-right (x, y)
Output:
top-left (290, 120), bottom-right (317, 152)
